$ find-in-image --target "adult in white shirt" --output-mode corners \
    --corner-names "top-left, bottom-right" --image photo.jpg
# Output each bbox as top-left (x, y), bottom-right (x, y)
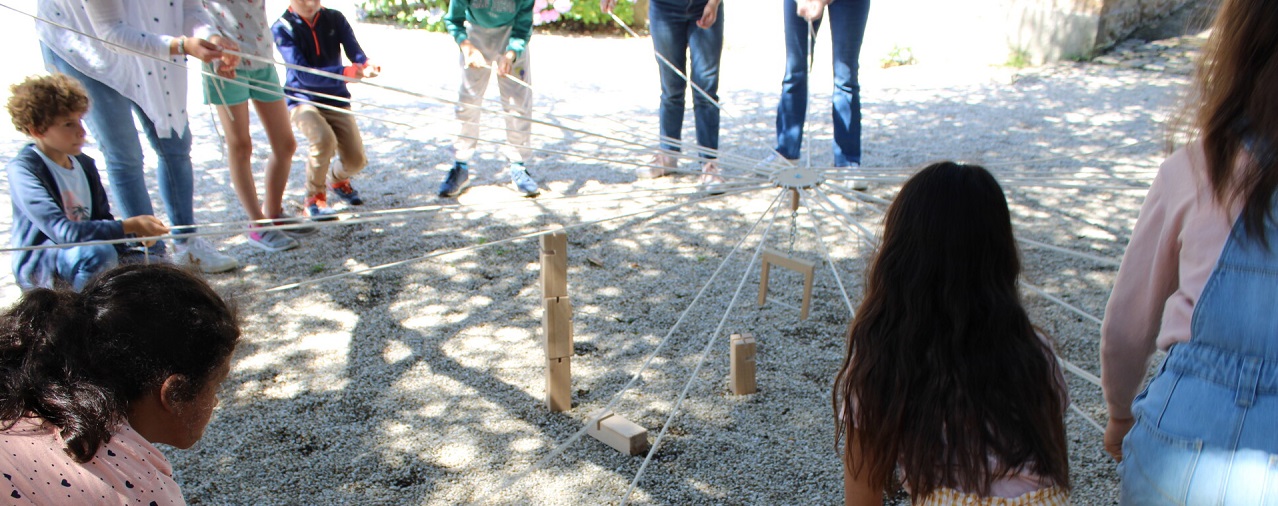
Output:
top-left (36, 0), bottom-right (240, 272)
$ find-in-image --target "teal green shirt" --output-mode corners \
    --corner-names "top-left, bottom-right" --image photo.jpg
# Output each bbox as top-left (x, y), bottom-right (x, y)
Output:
top-left (445, 0), bottom-right (535, 58)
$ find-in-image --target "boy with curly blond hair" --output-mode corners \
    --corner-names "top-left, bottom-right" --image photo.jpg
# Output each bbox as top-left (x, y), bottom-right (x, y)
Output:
top-left (6, 74), bottom-right (168, 290)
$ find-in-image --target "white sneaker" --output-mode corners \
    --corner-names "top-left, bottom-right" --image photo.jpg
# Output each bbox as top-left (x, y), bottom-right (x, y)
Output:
top-left (175, 237), bottom-right (240, 273)
top-left (637, 151), bottom-right (676, 179)
top-left (700, 159), bottom-right (726, 195)
top-left (845, 162), bottom-right (869, 191)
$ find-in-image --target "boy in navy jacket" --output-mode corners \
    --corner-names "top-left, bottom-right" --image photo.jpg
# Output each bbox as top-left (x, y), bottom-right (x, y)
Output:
top-left (273, 0), bottom-right (381, 219)
top-left (5, 74), bottom-right (168, 289)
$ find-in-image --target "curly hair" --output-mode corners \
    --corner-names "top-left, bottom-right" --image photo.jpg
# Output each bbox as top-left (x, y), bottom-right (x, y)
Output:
top-left (0, 264), bottom-right (240, 462)
top-left (6, 73), bottom-right (89, 135)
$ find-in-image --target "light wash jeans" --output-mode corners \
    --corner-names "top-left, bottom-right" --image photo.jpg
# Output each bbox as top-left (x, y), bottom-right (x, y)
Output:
top-left (775, 0), bottom-right (869, 166)
top-left (1120, 217), bottom-right (1278, 505)
top-left (42, 43), bottom-right (196, 250)
top-left (54, 244), bottom-right (118, 291)
top-left (649, 0), bottom-right (723, 159)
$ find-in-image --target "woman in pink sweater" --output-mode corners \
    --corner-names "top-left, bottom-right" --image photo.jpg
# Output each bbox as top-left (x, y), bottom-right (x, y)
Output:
top-left (1101, 0), bottom-right (1278, 502)
top-left (0, 264), bottom-right (239, 504)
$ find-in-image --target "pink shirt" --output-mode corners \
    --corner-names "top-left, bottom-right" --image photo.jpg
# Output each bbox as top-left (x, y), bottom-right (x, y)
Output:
top-left (1, 417), bottom-right (186, 505)
top-left (1101, 142), bottom-right (1240, 419)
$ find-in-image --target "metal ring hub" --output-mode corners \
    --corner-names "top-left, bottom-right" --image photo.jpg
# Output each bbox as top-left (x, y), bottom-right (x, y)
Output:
top-left (772, 166), bottom-right (825, 189)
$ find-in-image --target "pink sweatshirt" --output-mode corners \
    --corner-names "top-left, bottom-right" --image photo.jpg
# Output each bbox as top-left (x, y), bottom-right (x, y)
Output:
top-left (1100, 142), bottom-right (1240, 419)
top-left (1, 417), bottom-right (186, 505)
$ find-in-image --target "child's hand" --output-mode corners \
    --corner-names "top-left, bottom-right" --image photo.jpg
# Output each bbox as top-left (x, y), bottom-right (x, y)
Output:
top-left (696, 0), bottom-right (720, 29)
top-left (459, 40), bottom-right (488, 69)
top-left (1104, 416), bottom-right (1134, 462)
top-left (209, 35), bottom-right (241, 71)
top-left (795, 0), bottom-right (829, 21)
top-left (497, 51), bottom-right (516, 76)
top-left (599, 0), bottom-right (617, 13)
top-left (361, 60), bottom-right (381, 78)
top-left (122, 215), bottom-right (170, 247)
top-left (342, 63), bottom-right (365, 80)
top-left (184, 37), bottom-right (226, 64)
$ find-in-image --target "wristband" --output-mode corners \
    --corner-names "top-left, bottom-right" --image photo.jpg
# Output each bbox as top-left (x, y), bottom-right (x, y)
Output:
top-left (178, 36), bottom-right (187, 56)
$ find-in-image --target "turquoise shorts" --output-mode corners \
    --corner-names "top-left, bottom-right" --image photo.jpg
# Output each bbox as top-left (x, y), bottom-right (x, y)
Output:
top-left (202, 65), bottom-right (284, 106)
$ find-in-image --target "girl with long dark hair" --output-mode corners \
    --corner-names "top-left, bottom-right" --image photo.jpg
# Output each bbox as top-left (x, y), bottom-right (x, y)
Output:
top-left (0, 263), bottom-right (240, 503)
top-left (834, 162), bottom-right (1071, 504)
top-left (1102, 0), bottom-right (1278, 502)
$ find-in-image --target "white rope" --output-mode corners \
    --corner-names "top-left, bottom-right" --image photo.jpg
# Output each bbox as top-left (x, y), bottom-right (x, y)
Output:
top-left (1069, 402), bottom-right (1107, 435)
top-left (810, 187), bottom-right (879, 243)
top-left (1019, 280), bottom-right (1104, 326)
top-left (620, 189), bottom-right (786, 505)
top-left (1018, 237), bottom-right (1122, 268)
top-left (804, 190), bottom-right (857, 315)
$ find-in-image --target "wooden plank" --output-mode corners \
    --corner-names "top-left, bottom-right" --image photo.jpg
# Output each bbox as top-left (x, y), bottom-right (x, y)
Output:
top-left (730, 333), bottom-right (757, 395)
top-left (758, 248), bottom-right (818, 321)
top-left (762, 248), bottom-right (817, 274)
top-left (546, 357), bottom-right (571, 412)
top-left (543, 296), bottom-right (574, 359)
top-left (586, 409), bottom-right (649, 455)
top-left (540, 228), bottom-right (568, 298)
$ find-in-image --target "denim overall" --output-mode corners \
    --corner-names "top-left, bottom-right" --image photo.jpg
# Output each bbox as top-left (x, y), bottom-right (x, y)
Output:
top-left (1119, 216), bottom-right (1278, 504)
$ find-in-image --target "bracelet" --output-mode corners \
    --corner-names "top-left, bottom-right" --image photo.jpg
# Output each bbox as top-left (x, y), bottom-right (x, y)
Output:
top-left (178, 36), bottom-right (187, 56)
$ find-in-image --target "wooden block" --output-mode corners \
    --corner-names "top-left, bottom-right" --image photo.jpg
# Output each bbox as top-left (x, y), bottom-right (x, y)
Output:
top-left (543, 296), bottom-right (574, 359)
top-left (730, 333), bottom-right (757, 395)
top-left (546, 356), bottom-right (571, 412)
top-left (540, 228), bottom-right (568, 298)
top-left (758, 248), bottom-right (819, 320)
top-left (788, 188), bottom-right (800, 211)
top-left (586, 410), bottom-right (649, 455)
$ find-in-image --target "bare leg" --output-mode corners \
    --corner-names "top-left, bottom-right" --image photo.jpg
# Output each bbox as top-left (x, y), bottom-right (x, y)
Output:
top-left (217, 102), bottom-right (267, 222)
top-left (252, 98), bottom-right (297, 218)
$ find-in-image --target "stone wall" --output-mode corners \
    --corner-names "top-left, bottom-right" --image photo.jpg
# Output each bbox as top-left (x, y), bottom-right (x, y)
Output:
top-left (1096, 0), bottom-right (1194, 48)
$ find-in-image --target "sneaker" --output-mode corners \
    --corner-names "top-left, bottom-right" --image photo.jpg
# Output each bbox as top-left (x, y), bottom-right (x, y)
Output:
top-left (439, 161), bottom-right (470, 198)
top-left (330, 179), bottom-right (364, 205)
top-left (306, 194), bottom-right (340, 221)
top-left (637, 151), bottom-right (676, 179)
top-left (699, 159), bottom-right (726, 195)
top-left (762, 153), bottom-right (798, 167)
top-left (509, 163), bottom-right (540, 197)
top-left (845, 162), bottom-right (868, 191)
top-left (174, 237), bottom-right (240, 273)
top-left (272, 212), bottom-right (318, 237)
top-left (247, 226), bottom-right (300, 252)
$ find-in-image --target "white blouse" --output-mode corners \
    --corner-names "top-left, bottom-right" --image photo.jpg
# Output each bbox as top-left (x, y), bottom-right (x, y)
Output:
top-left (36, 0), bottom-right (219, 138)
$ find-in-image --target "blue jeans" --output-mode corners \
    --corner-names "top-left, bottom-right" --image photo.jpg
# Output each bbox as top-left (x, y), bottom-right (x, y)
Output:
top-left (1119, 217), bottom-right (1278, 505)
top-left (42, 44), bottom-right (196, 248)
top-left (776, 0), bottom-right (869, 166)
top-left (54, 244), bottom-right (118, 291)
top-left (649, 1), bottom-right (723, 159)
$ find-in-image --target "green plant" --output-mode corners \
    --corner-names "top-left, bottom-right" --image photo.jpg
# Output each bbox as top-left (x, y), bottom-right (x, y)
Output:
top-left (1006, 46), bottom-right (1032, 68)
top-left (310, 263), bottom-right (327, 274)
top-left (879, 45), bottom-right (916, 68)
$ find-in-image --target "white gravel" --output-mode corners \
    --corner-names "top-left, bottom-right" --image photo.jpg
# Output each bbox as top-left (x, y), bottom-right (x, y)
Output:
top-left (0, 4), bottom-right (1202, 504)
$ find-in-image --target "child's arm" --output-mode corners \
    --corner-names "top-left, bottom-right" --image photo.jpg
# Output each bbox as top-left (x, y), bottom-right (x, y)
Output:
top-left (444, 0), bottom-right (471, 48)
top-left (696, 0), bottom-right (721, 29)
top-left (842, 428), bottom-right (884, 506)
top-left (507, 0), bottom-right (535, 60)
top-left (179, 0), bottom-right (219, 41)
top-left (335, 13), bottom-right (370, 67)
top-left (7, 159), bottom-right (124, 245)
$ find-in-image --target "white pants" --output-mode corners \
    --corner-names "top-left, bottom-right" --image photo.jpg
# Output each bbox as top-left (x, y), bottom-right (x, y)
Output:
top-left (455, 24), bottom-right (533, 164)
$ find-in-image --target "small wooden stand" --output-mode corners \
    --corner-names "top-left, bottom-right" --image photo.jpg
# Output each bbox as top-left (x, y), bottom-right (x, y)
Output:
top-left (729, 333), bottom-right (757, 395)
top-left (586, 409), bottom-right (649, 455)
top-left (541, 228), bottom-right (573, 412)
top-left (758, 248), bottom-right (818, 320)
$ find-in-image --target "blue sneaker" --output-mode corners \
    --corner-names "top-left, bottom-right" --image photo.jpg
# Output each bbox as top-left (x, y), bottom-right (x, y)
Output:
top-left (329, 179), bottom-right (364, 205)
top-left (509, 163), bottom-right (540, 197)
top-left (306, 194), bottom-right (340, 221)
top-left (439, 161), bottom-right (470, 198)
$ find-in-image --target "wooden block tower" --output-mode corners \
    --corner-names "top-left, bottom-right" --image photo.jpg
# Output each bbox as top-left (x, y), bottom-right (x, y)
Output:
top-left (541, 227), bottom-right (572, 412)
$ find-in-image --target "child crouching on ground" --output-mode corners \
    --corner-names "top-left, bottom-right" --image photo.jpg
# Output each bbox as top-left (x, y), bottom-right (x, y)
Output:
top-left (5, 74), bottom-right (168, 290)
top-left (272, 0), bottom-right (381, 220)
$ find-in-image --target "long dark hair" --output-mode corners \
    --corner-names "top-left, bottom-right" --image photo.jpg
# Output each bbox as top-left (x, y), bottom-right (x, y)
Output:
top-left (0, 264), bottom-right (240, 462)
top-left (833, 162), bottom-right (1070, 498)
top-left (1194, 0), bottom-right (1278, 238)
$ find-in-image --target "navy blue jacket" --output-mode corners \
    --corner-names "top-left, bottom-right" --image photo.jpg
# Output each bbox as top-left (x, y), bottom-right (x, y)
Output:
top-left (272, 7), bottom-right (369, 109)
top-left (7, 144), bottom-right (124, 289)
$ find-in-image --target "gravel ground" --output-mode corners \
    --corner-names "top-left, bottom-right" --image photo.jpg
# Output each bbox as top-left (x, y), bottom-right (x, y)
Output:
top-left (0, 3), bottom-right (1206, 504)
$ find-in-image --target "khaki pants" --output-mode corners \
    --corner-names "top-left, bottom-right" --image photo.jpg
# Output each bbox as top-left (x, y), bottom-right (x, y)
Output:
top-left (455, 24), bottom-right (533, 164)
top-left (290, 104), bottom-right (367, 196)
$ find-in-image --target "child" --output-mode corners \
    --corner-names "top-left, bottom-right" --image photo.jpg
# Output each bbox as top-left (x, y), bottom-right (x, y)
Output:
top-left (204, 0), bottom-right (310, 251)
top-left (1102, 0), bottom-right (1278, 501)
top-left (438, 0), bottom-right (540, 198)
top-left (5, 74), bottom-right (169, 290)
top-left (833, 162), bottom-right (1071, 504)
top-left (0, 263), bottom-right (239, 503)
top-left (272, 0), bottom-right (380, 220)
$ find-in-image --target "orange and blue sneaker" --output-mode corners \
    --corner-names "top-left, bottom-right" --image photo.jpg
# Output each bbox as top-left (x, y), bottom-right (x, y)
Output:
top-left (330, 179), bottom-right (364, 205)
top-left (306, 194), bottom-right (339, 221)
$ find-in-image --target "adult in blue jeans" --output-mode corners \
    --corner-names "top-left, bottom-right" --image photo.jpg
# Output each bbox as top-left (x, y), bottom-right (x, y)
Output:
top-left (603, 0), bottom-right (724, 187)
top-left (36, 0), bottom-right (240, 273)
top-left (776, 0), bottom-right (869, 171)
top-left (1100, 0), bottom-right (1278, 502)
